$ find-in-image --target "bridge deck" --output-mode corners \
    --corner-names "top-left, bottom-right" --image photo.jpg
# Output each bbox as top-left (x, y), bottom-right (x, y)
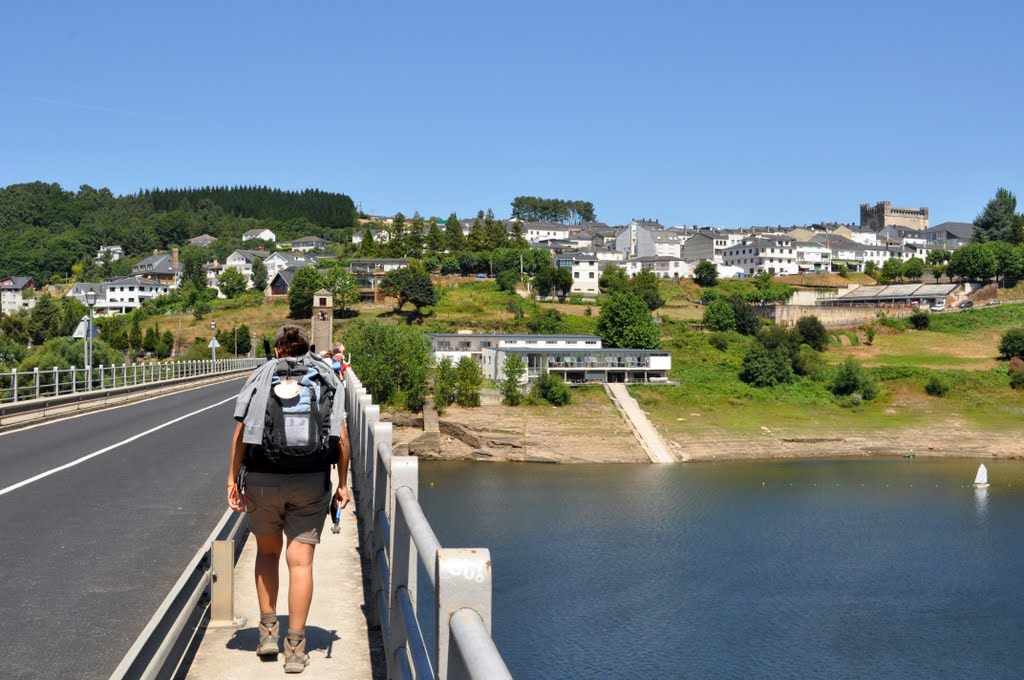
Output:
top-left (187, 470), bottom-right (376, 679)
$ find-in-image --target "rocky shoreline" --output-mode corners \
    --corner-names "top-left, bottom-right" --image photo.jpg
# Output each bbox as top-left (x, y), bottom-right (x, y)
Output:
top-left (384, 408), bottom-right (1024, 464)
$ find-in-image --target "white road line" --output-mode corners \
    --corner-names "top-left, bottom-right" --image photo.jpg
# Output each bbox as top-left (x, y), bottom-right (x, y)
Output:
top-left (0, 376), bottom-right (244, 437)
top-left (0, 395), bottom-right (236, 498)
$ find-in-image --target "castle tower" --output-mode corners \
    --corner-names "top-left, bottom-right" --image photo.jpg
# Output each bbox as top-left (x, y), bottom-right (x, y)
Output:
top-left (311, 288), bottom-right (333, 354)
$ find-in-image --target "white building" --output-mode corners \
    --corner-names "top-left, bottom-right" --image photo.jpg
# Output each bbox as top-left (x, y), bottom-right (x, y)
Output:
top-left (224, 249), bottom-right (271, 286)
top-left (264, 251), bottom-right (316, 278)
top-left (614, 220), bottom-right (665, 258)
top-left (624, 256), bottom-right (690, 279)
top-left (722, 237), bottom-right (799, 276)
top-left (66, 277), bottom-right (170, 314)
top-left (523, 222), bottom-right (571, 244)
top-left (554, 252), bottom-right (600, 296)
top-left (425, 333), bottom-right (672, 384)
top-left (682, 231), bottom-right (746, 263)
top-left (793, 242), bottom-right (832, 273)
top-left (94, 245), bottom-right (124, 264)
top-left (1, 276), bottom-right (36, 316)
top-left (289, 236), bottom-right (331, 252)
top-left (242, 228), bottom-right (277, 243)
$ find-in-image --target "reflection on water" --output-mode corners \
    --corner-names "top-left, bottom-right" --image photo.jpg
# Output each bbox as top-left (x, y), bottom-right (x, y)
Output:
top-left (419, 458), bottom-right (1024, 680)
top-left (974, 486), bottom-right (989, 517)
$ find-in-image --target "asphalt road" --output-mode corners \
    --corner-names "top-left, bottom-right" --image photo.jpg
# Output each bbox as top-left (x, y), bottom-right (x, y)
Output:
top-left (0, 379), bottom-right (247, 680)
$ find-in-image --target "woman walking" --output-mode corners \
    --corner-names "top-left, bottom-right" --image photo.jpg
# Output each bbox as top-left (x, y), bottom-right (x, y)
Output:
top-left (227, 325), bottom-right (351, 673)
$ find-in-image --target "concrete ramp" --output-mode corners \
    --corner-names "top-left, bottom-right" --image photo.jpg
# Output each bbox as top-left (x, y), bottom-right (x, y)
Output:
top-left (604, 383), bottom-right (676, 463)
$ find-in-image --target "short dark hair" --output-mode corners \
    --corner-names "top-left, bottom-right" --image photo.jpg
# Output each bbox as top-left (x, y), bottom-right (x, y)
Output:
top-left (274, 325), bottom-right (309, 357)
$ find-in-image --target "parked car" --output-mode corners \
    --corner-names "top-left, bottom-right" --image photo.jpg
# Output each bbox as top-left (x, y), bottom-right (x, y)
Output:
top-left (986, 300), bottom-right (1001, 306)
top-left (959, 301), bottom-right (974, 309)
top-left (930, 302), bottom-right (946, 312)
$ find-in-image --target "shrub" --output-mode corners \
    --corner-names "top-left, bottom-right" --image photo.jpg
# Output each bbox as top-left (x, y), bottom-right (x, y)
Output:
top-left (794, 316), bottom-right (829, 352)
top-left (1010, 371), bottom-right (1024, 391)
top-left (708, 332), bottom-right (730, 351)
top-left (925, 375), bottom-right (949, 397)
top-left (830, 357), bottom-right (877, 401)
top-left (864, 324), bottom-right (876, 346)
top-left (739, 342), bottom-right (794, 387)
top-left (998, 328), bottom-right (1024, 360)
top-left (909, 310), bottom-right (931, 330)
top-left (727, 297), bottom-right (761, 336)
top-left (532, 372), bottom-right (572, 406)
top-left (702, 300), bottom-right (735, 332)
top-left (455, 357), bottom-right (483, 407)
top-left (568, 293), bottom-right (584, 305)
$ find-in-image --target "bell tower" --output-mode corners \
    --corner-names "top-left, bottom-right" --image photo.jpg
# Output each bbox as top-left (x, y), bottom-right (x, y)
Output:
top-left (311, 288), bottom-right (333, 354)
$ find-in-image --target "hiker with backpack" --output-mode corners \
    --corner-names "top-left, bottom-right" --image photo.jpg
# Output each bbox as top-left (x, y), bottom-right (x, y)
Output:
top-left (227, 324), bottom-right (351, 674)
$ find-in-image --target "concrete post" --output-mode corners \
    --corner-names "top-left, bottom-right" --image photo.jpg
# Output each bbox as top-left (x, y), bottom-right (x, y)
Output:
top-left (436, 548), bottom-right (493, 680)
top-left (208, 540), bottom-right (245, 629)
top-left (387, 456), bottom-right (419, 679)
top-left (33, 367), bottom-right (39, 400)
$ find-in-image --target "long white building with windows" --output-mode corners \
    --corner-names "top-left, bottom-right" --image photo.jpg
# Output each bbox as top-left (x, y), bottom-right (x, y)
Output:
top-left (426, 333), bottom-right (671, 384)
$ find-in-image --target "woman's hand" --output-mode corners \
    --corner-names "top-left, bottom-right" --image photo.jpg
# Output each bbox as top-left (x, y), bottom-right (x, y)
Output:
top-left (335, 485), bottom-right (351, 509)
top-left (227, 483), bottom-right (245, 512)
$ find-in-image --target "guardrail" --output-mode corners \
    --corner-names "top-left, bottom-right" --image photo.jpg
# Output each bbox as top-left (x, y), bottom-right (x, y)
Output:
top-left (0, 358), bottom-right (263, 408)
top-left (111, 509), bottom-right (248, 680)
top-left (344, 367), bottom-right (514, 680)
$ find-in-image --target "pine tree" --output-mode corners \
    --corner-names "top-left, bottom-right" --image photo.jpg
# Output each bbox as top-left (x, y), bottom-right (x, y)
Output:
top-left (445, 213), bottom-right (465, 252)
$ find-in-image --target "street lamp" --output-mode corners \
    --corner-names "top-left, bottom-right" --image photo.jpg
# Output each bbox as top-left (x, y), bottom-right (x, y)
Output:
top-left (85, 290), bottom-right (97, 390)
top-left (251, 332), bottom-right (257, 359)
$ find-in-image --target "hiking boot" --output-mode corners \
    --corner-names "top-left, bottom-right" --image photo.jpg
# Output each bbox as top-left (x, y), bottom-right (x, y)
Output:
top-left (283, 636), bottom-right (310, 673)
top-left (257, 620), bottom-right (279, 658)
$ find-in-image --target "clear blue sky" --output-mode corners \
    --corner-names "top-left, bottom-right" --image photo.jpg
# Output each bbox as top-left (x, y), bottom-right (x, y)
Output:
top-left (2, 0), bottom-right (1021, 228)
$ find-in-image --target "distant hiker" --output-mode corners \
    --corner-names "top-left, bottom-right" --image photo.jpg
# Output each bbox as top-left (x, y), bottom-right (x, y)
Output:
top-left (227, 325), bottom-right (351, 673)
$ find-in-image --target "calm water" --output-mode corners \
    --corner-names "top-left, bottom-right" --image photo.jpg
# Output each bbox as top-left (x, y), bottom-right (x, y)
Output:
top-left (417, 459), bottom-right (1024, 679)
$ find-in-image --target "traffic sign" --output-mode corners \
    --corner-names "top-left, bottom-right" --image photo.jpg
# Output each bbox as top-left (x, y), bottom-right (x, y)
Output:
top-left (208, 338), bottom-right (221, 349)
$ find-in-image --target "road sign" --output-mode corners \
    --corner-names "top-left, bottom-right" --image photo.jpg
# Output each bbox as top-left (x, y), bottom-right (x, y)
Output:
top-left (208, 338), bottom-right (221, 349)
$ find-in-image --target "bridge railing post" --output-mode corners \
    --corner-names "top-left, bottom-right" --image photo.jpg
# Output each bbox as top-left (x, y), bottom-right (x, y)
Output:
top-left (436, 548), bottom-right (496, 680)
top-left (387, 456), bottom-right (419, 679)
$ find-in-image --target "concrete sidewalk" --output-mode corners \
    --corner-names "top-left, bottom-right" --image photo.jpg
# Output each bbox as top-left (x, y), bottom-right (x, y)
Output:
top-left (187, 470), bottom-right (375, 679)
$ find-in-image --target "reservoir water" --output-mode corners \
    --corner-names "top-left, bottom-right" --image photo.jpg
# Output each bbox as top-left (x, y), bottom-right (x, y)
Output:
top-left (417, 458), bottom-right (1024, 679)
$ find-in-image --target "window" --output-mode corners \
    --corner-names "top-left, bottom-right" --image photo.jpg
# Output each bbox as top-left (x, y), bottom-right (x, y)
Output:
top-left (319, 297), bottom-right (327, 306)
top-left (589, 272), bottom-right (595, 278)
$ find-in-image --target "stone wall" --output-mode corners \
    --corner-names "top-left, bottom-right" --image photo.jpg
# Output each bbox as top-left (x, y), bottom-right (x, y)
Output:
top-left (756, 304), bottom-right (916, 328)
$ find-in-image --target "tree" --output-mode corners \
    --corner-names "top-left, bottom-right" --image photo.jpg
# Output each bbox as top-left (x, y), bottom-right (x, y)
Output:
top-left (129, 315), bottom-right (143, 350)
top-left (702, 300), bottom-right (735, 332)
top-left (599, 264), bottom-right (629, 295)
top-left (909, 310), bottom-right (930, 330)
top-left (325, 266), bottom-right (360, 317)
top-left (998, 328), bottom-right (1024, 360)
top-left (903, 257), bottom-right (925, 281)
top-left (631, 270), bottom-right (665, 311)
top-left (455, 357), bottom-right (483, 407)
top-left (984, 240), bottom-right (1021, 285)
top-left (287, 266), bottom-right (327, 319)
top-left (526, 309), bottom-right (563, 334)
top-left (28, 295), bottom-right (61, 345)
top-left (218, 267), bottom-right (247, 299)
top-left (496, 268), bottom-right (519, 293)
top-left (57, 296), bottom-right (87, 337)
top-left (179, 247), bottom-right (207, 291)
top-left (727, 297), bottom-right (760, 335)
top-left (553, 268), bottom-right (573, 301)
top-left (596, 292), bottom-right (660, 349)
top-left (693, 260), bottom-right (718, 287)
top-left (426, 222), bottom-right (446, 256)
top-left (880, 257), bottom-right (904, 283)
top-left (533, 265), bottom-right (556, 299)
top-left (344, 320), bottom-right (431, 410)
top-left (510, 196), bottom-right (595, 224)
top-left (949, 243), bottom-right (997, 282)
top-left (500, 353), bottom-right (526, 406)
top-left (142, 326), bottom-right (158, 353)
top-left (863, 261), bottom-right (878, 279)
top-left (739, 343), bottom-right (794, 387)
top-left (830, 357), bottom-right (877, 400)
top-left (251, 256), bottom-right (269, 291)
top-left (433, 357), bottom-right (457, 413)
top-left (444, 213), bottom-right (465, 253)
top-left (974, 187), bottom-right (1024, 244)
top-left (380, 268), bottom-right (438, 314)
top-left (793, 316), bottom-right (828, 352)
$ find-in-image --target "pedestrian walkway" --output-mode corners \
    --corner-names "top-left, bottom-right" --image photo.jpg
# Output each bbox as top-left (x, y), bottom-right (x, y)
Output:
top-left (187, 469), bottom-right (375, 679)
top-left (605, 383), bottom-right (677, 463)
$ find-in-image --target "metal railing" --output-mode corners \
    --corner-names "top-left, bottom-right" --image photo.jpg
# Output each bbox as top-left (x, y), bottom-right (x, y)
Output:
top-left (0, 358), bottom-right (263, 406)
top-left (344, 368), bottom-right (514, 680)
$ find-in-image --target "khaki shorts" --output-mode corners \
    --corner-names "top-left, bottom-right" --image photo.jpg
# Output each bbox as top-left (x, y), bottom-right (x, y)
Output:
top-left (244, 471), bottom-right (332, 544)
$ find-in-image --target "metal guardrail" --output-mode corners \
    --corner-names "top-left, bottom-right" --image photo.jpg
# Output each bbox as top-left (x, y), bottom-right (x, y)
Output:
top-left (344, 367), bottom-right (514, 680)
top-left (111, 509), bottom-right (248, 680)
top-left (0, 358), bottom-right (263, 414)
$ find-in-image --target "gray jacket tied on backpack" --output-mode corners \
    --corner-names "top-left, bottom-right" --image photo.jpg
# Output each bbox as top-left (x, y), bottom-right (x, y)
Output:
top-left (234, 353), bottom-right (346, 446)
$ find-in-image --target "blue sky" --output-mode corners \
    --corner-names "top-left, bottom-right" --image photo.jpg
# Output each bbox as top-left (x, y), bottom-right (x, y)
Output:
top-left (2, 0), bottom-right (1021, 228)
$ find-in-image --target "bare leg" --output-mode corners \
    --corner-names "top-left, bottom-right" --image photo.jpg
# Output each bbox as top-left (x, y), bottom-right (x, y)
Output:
top-left (285, 539), bottom-right (316, 630)
top-left (255, 533), bottom-right (283, 614)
